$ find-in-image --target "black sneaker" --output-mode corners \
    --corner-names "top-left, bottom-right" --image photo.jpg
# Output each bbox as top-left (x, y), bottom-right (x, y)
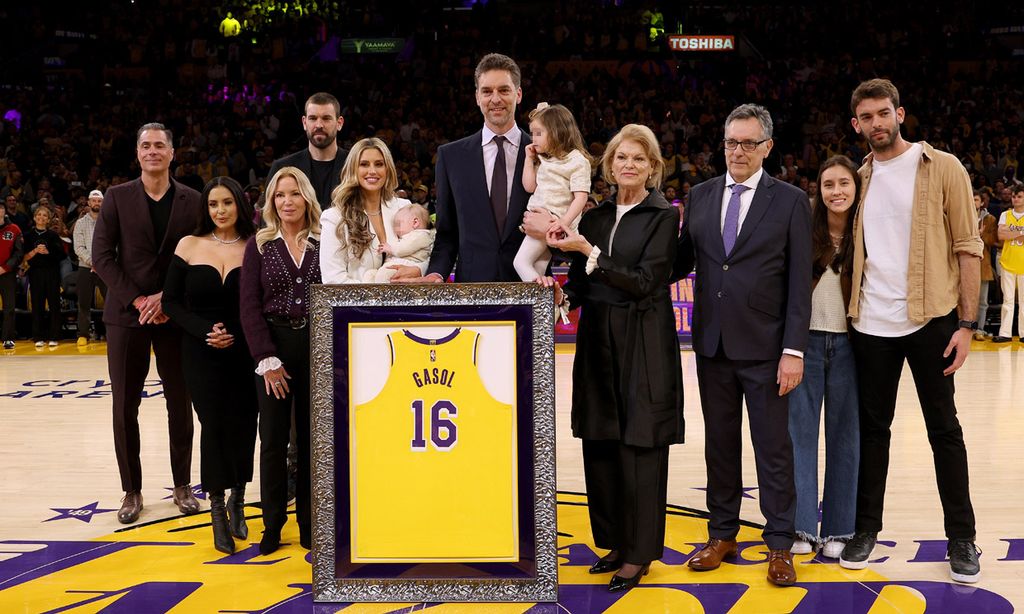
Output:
top-left (992, 336), bottom-right (1012, 343)
top-left (839, 531), bottom-right (877, 570)
top-left (948, 538), bottom-right (981, 583)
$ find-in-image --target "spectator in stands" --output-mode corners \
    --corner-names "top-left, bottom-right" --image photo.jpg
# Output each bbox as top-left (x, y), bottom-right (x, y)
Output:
top-left (22, 206), bottom-right (66, 347)
top-left (993, 184), bottom-right (1024, 342)
top-left (73, 189), bottom-right (107, 345)
top-left (0, 208), bottom-right (24, 349)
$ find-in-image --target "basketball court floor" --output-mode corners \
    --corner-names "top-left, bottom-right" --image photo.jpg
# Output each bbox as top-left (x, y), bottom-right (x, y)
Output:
top-left (0, 340), bottom-right (1021, 612)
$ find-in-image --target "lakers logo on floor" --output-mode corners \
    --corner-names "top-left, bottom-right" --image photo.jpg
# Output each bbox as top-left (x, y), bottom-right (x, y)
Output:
top-left (0, 492), bottom-right (1015, 612)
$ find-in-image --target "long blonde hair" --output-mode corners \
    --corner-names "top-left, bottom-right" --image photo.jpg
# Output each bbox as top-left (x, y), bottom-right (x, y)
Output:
top-left (256, 166), bottom-right (322, 253)
top-left (329, 138), bottom-right (398, 258)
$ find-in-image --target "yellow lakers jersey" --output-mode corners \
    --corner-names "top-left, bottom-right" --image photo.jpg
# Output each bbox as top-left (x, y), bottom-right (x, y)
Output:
top-left (1000, 209), bottom-right (1024, 275)
top-left (350, 325), bottom-right (518, 563)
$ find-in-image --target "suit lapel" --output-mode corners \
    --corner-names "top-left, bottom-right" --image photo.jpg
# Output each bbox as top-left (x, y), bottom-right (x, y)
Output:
top-left (703, 176), bottom-right (727, 259)
top-left (730, 173), bottom-right (775, 257)
top-left (133, 179), bottom-right (158, 248)
top-left (160, 180), bottom-right (189, 254)
top-left (466, 133), bottom-right (500, 242)
top-left (501, 128), bottom-right (531, 242)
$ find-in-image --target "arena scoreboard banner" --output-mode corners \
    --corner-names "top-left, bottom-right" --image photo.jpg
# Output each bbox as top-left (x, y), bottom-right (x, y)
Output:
top-left (309, 283), bottom-right (558, 603)
top-left (668, 34), bottom-right (736, 51)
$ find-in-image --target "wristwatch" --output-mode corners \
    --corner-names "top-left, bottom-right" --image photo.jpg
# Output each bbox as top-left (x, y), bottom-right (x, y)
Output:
top-left (958, 320), bottom-right (978, 330)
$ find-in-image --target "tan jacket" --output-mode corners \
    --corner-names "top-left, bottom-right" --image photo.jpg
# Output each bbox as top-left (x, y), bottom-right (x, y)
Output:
top-left (848, 142), bottom-right (983, 323)
top-left (979, 212), bottom-right (998, 282)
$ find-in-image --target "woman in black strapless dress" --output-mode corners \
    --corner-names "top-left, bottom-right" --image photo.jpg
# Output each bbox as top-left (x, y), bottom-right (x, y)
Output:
top-left (163, 177), bottom-right (258, 554)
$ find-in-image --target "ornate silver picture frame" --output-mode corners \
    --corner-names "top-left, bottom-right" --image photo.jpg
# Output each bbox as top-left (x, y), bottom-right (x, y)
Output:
top-left (308, 283), bottom-right (558, 603)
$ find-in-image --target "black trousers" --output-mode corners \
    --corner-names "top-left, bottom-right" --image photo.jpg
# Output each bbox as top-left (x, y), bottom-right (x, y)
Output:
top-left (695, 352), bottom-right (796, 550)
top-left (849, 311), bottom-right (976, 539)
top-left (76, 267), bottom-right (106, 338)
top-left (0, 270), bottom-right (15, 341)
top-left (29, 267), bottom-right (61, 342)
top-left (107, 323), bottom-right (194, 492)
top-left (256, 323), bottom-right (311, 538)
top-left (582, 439), bottom-right (669, 563)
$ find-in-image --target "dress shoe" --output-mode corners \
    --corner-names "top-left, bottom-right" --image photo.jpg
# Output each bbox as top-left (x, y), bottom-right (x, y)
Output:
top-left (208, 493), bottom-right (235, 554)
top-left (172, 485), bottom-right (200, 515)
top-left (688, 538), bottom-right (738, 571)
top-left (608, 563), bottom-right (650, 593)
top-left (992, 336), bottom-right (1012, 343)
top-left (589, 552), bottom-right (624, 574)
top-left (117, 491), bottom-right (143, 524)
top-left (259, 528), bottom-right (282, 555)
top-left (766, 549), bottom-right (797, 586)
top-left (227, 485), bottom-right (248, 540)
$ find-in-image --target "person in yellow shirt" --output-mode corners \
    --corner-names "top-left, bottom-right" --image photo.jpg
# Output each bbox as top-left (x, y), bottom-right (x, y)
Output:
top-left (993, 185), bottom-right (1024, 342)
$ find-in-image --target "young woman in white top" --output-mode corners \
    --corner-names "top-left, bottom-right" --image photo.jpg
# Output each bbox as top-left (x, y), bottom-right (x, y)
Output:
top-left (320, 138), bottom-right (424, 283)
top-left (787, 155), bottom-right (862, 559)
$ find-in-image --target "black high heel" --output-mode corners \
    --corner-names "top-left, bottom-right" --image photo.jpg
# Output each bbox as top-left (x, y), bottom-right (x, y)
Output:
top-left (227, 485), bottom-right (248, 540)
top-left (589, 553), bottom-right (624, 574)
top-left (608, 563), bottom-right (650, 592)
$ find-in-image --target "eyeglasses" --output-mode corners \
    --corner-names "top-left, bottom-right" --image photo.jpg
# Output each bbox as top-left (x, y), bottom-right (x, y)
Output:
top-left (723, 139), bottom-right (769, 152)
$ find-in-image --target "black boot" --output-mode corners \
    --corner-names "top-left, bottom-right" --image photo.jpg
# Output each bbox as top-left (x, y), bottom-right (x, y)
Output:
top-left (260, 528), bottom-right (281, 555)
top-left (209, 493), bottom-right (235, 554)
top-left (227, 485), bottom-right (248, 540)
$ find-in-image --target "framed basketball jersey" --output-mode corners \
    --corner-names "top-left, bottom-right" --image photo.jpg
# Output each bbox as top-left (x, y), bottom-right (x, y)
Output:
top-left (348, 323), bottom-right (519, 562)
top-left (309, 283), bottom-right (558, 603)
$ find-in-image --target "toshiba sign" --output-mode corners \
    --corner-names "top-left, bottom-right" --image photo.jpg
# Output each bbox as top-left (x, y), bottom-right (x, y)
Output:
top-left (668, 35), bottom-right (735, 51)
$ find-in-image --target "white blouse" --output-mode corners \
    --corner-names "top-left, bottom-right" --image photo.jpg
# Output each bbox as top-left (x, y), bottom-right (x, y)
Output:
top-left (320, 197), bottom-right (427, 283)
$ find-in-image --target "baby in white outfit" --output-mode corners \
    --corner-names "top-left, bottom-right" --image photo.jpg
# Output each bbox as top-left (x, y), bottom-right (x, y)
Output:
top-left (366, 203), bottom-right (435, 283)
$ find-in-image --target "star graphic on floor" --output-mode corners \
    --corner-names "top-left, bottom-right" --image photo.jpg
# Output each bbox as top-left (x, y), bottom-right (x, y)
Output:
top-left (44, 501), bottom-right (118, 523)
top-left (162, 484), bottom-right (207, 500)
top-left (692, 486), bottom-right (759, 499)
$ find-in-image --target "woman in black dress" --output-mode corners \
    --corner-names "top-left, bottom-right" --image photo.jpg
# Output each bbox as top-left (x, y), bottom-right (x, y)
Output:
top-left (163, 177), bottom-right (258, 554)
top-left (545, 124), bottom-right (685, 593)
top-left (23, 206), bottom-right (67, 347)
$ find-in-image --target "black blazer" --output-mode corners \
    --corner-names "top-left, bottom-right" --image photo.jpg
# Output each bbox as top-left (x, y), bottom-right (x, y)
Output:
top-left (566, 191), bottom-right (685, 447)
top-left (674, 172), bottom-right (812, 360)
top-left (267, 146), bottom-right (350, 209)
top-left (426, 129), bottom-right (531, 282)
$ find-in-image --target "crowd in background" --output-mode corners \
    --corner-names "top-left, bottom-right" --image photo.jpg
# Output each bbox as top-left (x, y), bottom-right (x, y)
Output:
top-left (1, 0), bottom-right (1023, 339)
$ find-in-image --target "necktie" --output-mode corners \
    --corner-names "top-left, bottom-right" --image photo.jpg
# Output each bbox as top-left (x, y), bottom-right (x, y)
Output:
top-left (722, 183), bottom-right (750, 256)
top-left (490, 135), bottom-right (508, 233)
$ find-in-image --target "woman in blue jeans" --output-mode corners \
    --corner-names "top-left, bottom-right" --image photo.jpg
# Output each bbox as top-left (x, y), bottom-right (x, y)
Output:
top-left (788, 155), bottom-right (862, 559)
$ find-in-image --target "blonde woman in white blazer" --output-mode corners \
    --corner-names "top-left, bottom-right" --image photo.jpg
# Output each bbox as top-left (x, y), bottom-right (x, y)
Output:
top-left (320, 138), bottom-right (429, 283)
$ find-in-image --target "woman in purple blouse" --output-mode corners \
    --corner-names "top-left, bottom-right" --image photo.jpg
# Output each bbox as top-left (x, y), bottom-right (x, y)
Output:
top-left (239, 166), bottom-right (322, 555)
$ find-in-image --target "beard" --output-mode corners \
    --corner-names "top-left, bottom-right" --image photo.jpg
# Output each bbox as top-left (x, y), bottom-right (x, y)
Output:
top-left (307, 129), bottom-right (336, 149)
top-left (868, 124), bottom-right (900, 151)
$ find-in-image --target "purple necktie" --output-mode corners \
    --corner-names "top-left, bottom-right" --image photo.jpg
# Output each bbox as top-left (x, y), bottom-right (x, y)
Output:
top-left (490, 135), bottom-right (508, 233)
top-left (722, 183), bottom-right (750, 256)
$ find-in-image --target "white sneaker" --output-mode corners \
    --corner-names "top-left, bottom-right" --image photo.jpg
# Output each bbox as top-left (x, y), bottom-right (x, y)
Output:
top-left (822, 540), bottom-right (846, 559)
top-left (35, 341), bottom-right (45, 348)
top-left (48, 340), bottom-right (59, 347)
top-left (792, 539), bottom-right (814, 554)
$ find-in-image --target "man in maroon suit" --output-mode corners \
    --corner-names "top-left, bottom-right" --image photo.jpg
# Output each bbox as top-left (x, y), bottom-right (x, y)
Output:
top-left (92, 123), bottom-right (203, 523)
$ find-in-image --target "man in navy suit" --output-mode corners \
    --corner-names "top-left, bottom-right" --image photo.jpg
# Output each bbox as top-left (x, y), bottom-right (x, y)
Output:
top-left (674, 104), bottom-right (812, 586)
top-left (393, 53), bottom-right (533, 283)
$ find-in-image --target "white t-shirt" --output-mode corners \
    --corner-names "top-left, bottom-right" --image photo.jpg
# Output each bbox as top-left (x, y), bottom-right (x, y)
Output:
top-left (853, 143), bottom-right (928, 337)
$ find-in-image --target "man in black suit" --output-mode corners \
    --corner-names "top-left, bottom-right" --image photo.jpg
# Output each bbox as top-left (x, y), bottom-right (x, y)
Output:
top-left (675, 104), bottom-right (812, 586)
top-left (266, 92), bottom-right (349, 209)
top-left (393, 53), bottom-right (533, 283)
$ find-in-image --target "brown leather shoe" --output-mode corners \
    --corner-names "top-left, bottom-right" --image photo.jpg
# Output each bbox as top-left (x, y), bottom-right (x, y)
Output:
top-left (117, 491), bottom-right (143, 524)
top-left (767, 549), bottom-right (797, 586)
top-left (172, 485), bottom-right (200, 515)
top-left (688, 538), bottom-right (738, 571)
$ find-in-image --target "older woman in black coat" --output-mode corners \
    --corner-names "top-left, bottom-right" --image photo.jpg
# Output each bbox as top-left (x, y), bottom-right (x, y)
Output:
top-left (546, 124), bottom-right (685, 593)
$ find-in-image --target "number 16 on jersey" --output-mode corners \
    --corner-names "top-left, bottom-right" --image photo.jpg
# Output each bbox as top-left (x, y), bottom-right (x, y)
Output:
top-left (411, 399), bottom-right (458, 451)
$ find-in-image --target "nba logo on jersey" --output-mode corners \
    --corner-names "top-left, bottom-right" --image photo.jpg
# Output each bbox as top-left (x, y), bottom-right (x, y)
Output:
top-left (349, 323), bottom-right (519, 563)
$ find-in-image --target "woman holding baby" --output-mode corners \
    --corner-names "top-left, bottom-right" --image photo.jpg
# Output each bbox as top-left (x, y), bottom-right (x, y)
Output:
top-left (319, 137), bottom-right (434, 283)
